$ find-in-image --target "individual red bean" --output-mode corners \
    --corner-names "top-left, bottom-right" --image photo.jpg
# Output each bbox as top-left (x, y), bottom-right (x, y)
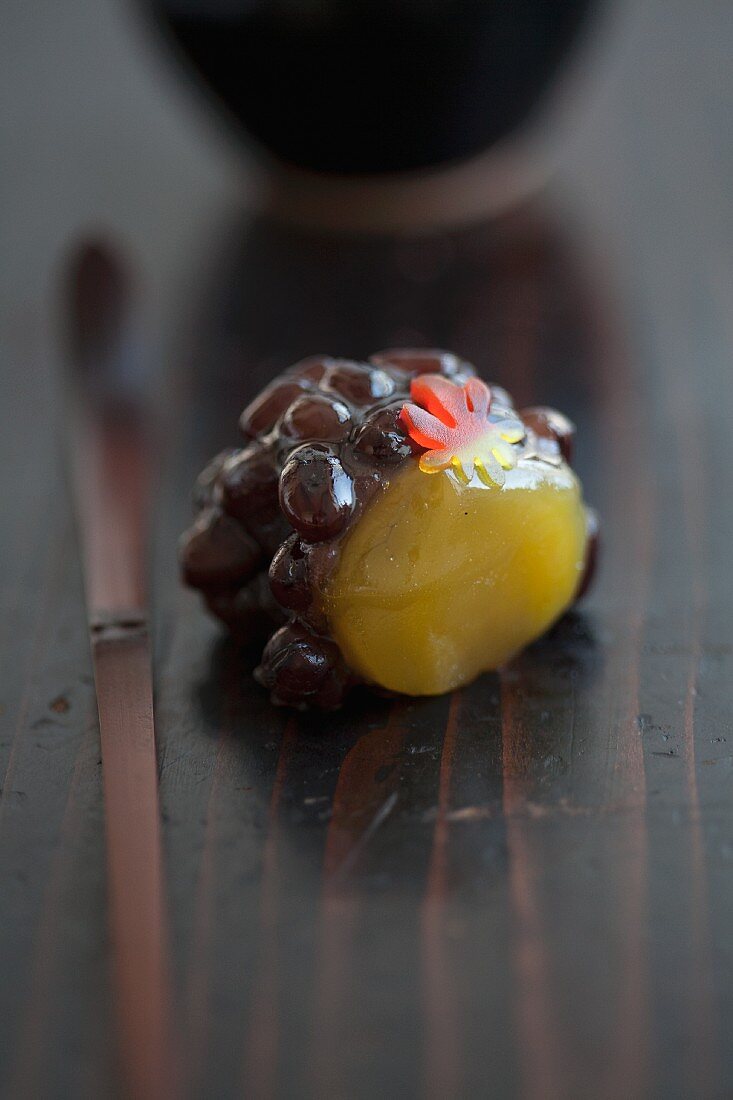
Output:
top-left (520, 406), bottom-right (575, 463)
top-left (279, 444), bottom-right (354, 542)
top-left (256, 621), bottom-right (347, 708)
top-left (280, 393), bottom-right (352, 444)
top-left (179, 509), bottom-right (263, 590)
top-left (219, 444), bottom-right (280, 522)
top-left (249, 514), bottom-right (293, 558)
top-left (268, 534), bottom-right (312, 612)
top-left (352, 403), bottom-right (416, 462)
top-left (205, 574), bottom-right (286, 636)
top-left (321, 360), bottom-right (395, 405)
top-left (286, 354), bottom-right (334, 383)
top-left (239, 379), bottom-right (306, 438)
top-left (370, 348), bottom-right (475, 380)
top-left (192, 448), bottom-right (236, 511)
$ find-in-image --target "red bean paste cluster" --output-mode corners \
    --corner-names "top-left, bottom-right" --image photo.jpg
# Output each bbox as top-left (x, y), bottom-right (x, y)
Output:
top-left (180, 349), bottom-right (594, 709)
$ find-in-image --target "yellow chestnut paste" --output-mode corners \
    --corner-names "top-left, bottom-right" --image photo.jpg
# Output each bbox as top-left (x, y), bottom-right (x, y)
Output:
top-left (322, 460), bottom-right (588, 696)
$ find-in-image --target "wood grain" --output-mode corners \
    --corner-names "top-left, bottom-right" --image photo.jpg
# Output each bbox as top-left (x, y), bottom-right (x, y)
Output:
top-left (3, 4), bottom-right (733, 1097)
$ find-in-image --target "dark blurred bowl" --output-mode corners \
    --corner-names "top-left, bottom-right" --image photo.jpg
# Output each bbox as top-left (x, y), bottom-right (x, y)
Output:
top-left (146, 0), bottom-right (595, 175)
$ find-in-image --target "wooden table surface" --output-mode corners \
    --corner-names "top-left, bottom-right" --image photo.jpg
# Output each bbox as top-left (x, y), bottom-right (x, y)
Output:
top-left (2, 3), bottom-right (733, 1097)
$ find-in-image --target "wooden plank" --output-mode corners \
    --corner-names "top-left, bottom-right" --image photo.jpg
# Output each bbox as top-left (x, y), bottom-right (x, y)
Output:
top-left (3, 4), bottom-right (733, 1097)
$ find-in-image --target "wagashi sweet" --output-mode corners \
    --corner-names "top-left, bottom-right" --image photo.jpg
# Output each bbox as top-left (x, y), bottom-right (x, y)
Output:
top-left (180, 350), bottom-right (597, 708)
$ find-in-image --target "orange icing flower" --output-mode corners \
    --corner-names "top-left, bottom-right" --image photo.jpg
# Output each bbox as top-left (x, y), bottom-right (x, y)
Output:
top-left (398, 374), bottom-right (525, 487)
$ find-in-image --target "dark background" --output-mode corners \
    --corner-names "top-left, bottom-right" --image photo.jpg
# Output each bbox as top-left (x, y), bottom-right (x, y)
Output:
top-left (2, 1), bottom-right (733, 1097)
